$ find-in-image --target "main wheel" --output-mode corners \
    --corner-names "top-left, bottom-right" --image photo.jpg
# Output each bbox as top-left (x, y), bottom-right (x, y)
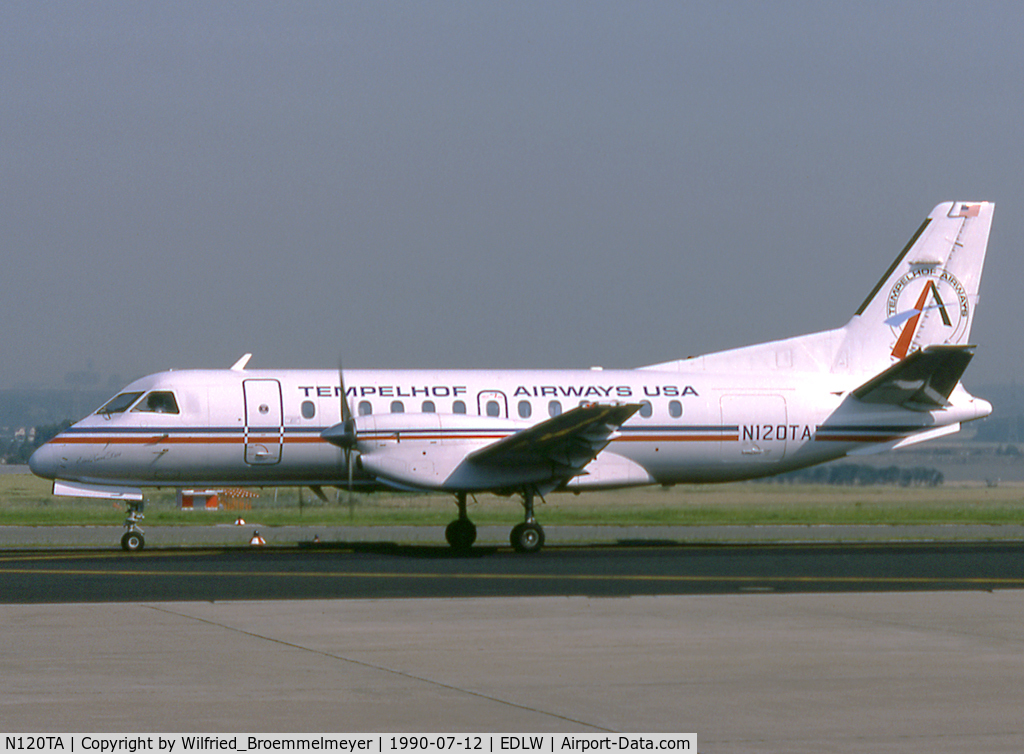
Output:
top-left (121, 531), bottom-right (145, 552)
top-left (510, 522), bottom-right (545, 554)
top-left (445, 519), bottom-right (477, 551)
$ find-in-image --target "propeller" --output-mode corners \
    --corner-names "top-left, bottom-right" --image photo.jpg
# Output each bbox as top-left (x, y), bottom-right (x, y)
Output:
top-left (320, 358), bottom-right (358, 502)
top-left (341, 359), bottom-right (355, 500)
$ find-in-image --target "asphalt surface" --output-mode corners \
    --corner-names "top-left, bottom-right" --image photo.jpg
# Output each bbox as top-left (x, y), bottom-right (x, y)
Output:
top-left (5, 521), bottom-right (1024, 549)
top-left (7, 530), bottom-right (1024, 750)
top-left (5, 539), bottom-right (1024, 603)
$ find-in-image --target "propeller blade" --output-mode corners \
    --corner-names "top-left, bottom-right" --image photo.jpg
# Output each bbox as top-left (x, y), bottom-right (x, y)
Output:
top-left (338, 358), bottom-right (353, 424)
top-left (346, 448), bottom-right (355, 520)
top-left (339, 357), bottom-right (356, 505)
top-left (320, 357), bottom-right (358, 454)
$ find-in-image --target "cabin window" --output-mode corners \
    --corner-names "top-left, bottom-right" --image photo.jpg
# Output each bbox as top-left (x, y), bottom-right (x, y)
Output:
top-left (422, 400), bottom-right (436, 413)
top-left (639, 400), bottom-right (653, 418)
top-left (132, 391), bottom-right (180, 414)
top-left (548, 400), bottom-right (562, 417)
top-left (453, 400), bottom-right (466, 414)
top-left (486, 400), bottom-right (500, 417)
top-left (96, 391), bottom-right (144, 415)
top-left (358, 401), bottom-right (373, 416)
top-left (668, 400), bottom-right (683, 418)
top-left (391, 400), bottom-right (405, 413)
top-left (300, 401), bottom-right (316, 419)
top-left (518, 400), bottom-right (532, 419)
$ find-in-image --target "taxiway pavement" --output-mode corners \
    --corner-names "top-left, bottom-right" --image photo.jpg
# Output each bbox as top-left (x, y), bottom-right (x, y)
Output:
top-left (4, 529), bottom-right (1024, 752)
top-left (3, 541), bottom-right (1024, 602)
top-left (2, 522), bottom-right (1024, 548)
top-left (5, 593), bottom-right (1024, 752)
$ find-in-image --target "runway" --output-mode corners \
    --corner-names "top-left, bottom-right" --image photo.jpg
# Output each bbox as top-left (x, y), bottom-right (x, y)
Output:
top-left (4, 540), bottom-right (1024, 603)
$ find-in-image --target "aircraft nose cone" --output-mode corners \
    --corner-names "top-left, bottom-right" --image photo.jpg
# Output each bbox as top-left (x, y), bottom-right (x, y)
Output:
top-left (28, 443), bottom-right (61, 479)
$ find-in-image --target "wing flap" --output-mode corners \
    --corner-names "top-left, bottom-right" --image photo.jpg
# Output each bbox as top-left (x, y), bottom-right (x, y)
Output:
top-left (853, 345), bottom-right (974, 410)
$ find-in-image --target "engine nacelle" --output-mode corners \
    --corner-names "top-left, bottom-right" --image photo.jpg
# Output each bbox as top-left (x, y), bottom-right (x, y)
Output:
top-left (349, 412), bottom-right (549, 491)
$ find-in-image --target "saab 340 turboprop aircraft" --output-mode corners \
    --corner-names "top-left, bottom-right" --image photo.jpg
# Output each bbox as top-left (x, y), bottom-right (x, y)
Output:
top-left (30, 201), bottom-right (995, 553)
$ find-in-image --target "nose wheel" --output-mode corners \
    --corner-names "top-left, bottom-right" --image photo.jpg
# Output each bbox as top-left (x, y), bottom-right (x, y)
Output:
top-left (121, 530), bottom-right (145, 551)
top-left (121, 501), bottom-right (145, 552)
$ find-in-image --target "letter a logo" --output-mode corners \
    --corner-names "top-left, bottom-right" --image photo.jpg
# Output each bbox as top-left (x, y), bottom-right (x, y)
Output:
top-left (891, 281), bottom-right (951, 359)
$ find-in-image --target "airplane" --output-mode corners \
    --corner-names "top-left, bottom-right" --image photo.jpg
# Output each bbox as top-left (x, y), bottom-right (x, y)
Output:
top-left (29, 201), bottom-right (995, 553)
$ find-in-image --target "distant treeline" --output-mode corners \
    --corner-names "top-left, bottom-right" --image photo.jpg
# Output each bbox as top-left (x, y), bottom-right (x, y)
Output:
top-left (0, 388), bottom-right (111, 432)
top-left (974, 414), bottom-right (1024, 444)
top-left (2, 422), bottom-right (70, 465)
top-left (773, 463), bottom-right (944, 487)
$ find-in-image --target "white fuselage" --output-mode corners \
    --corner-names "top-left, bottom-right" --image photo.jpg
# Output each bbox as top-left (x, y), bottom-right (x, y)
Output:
top-left (27, 365), bottom-right (990, 493)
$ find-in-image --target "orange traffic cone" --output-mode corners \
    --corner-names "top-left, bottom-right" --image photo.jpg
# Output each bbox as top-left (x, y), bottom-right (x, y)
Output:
top-left (249, 530), bottom-right (266, 546)
top-left (234, 518), bottom-right (246, 526)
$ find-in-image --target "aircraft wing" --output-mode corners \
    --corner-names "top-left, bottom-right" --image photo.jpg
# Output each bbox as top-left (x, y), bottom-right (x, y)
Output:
top-left (351, 402), bottom-right (642, 492)
top-left (853, 345), bottom-right (975, 410)
top-left (469, 402), bottom-right (641, 472)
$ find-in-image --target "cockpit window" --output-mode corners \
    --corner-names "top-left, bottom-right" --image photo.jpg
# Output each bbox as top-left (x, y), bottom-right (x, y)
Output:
top-left (96, 392), bottom-right (144, 415)
top-left (132, 391), bottom-right (180, 414)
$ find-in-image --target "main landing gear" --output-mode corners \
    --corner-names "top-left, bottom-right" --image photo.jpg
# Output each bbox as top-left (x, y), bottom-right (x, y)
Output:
top-left (510, 486), bottom-right (545, 554)
top-left (121, 500), bottom-right (145, 552)
top-left (443, 488), bottom-right (546, 554)
top-left (444, 492), bottom-right (477, 552)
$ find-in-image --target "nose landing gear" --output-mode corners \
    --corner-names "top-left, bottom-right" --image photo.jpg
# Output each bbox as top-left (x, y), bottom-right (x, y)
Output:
top-left (121, 501), bottom-right (145, 551)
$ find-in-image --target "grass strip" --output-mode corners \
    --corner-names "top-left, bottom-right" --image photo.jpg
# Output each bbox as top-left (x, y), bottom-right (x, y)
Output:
top-left (1, 474), bottom-right (1022, 527)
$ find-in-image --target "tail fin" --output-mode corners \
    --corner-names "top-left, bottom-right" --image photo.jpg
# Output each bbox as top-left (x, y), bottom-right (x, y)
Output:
top-left (836, 201), bottom-right (993, 375)
top-left (641, 201), bottom-right (994, 378)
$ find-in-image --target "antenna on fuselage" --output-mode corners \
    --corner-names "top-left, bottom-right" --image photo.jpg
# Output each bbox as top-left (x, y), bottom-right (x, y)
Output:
top-left (230, 353), bottom-right (253, 371)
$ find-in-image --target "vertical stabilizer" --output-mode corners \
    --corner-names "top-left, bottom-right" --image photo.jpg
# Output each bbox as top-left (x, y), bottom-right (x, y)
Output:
top-left (641, 201), bottom-right (994, 378)
top-left (836, 201), bottom-right (993, 375)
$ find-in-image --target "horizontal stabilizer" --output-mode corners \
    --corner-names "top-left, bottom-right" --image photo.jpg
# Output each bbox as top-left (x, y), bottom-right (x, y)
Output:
top-left (853, 345), bottom-right (974, 410)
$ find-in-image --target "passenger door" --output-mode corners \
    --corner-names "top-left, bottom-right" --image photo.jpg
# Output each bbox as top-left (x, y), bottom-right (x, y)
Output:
top-left (243, 379), bottom-right (283, 464)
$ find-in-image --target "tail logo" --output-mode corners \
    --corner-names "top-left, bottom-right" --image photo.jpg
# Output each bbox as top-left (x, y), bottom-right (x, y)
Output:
top-left (886, 268), bottom-right (969, 359)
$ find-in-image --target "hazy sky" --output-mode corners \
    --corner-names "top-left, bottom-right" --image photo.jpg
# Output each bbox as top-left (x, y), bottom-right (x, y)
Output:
top-left (3, 1), bottom-right (1022, 392)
